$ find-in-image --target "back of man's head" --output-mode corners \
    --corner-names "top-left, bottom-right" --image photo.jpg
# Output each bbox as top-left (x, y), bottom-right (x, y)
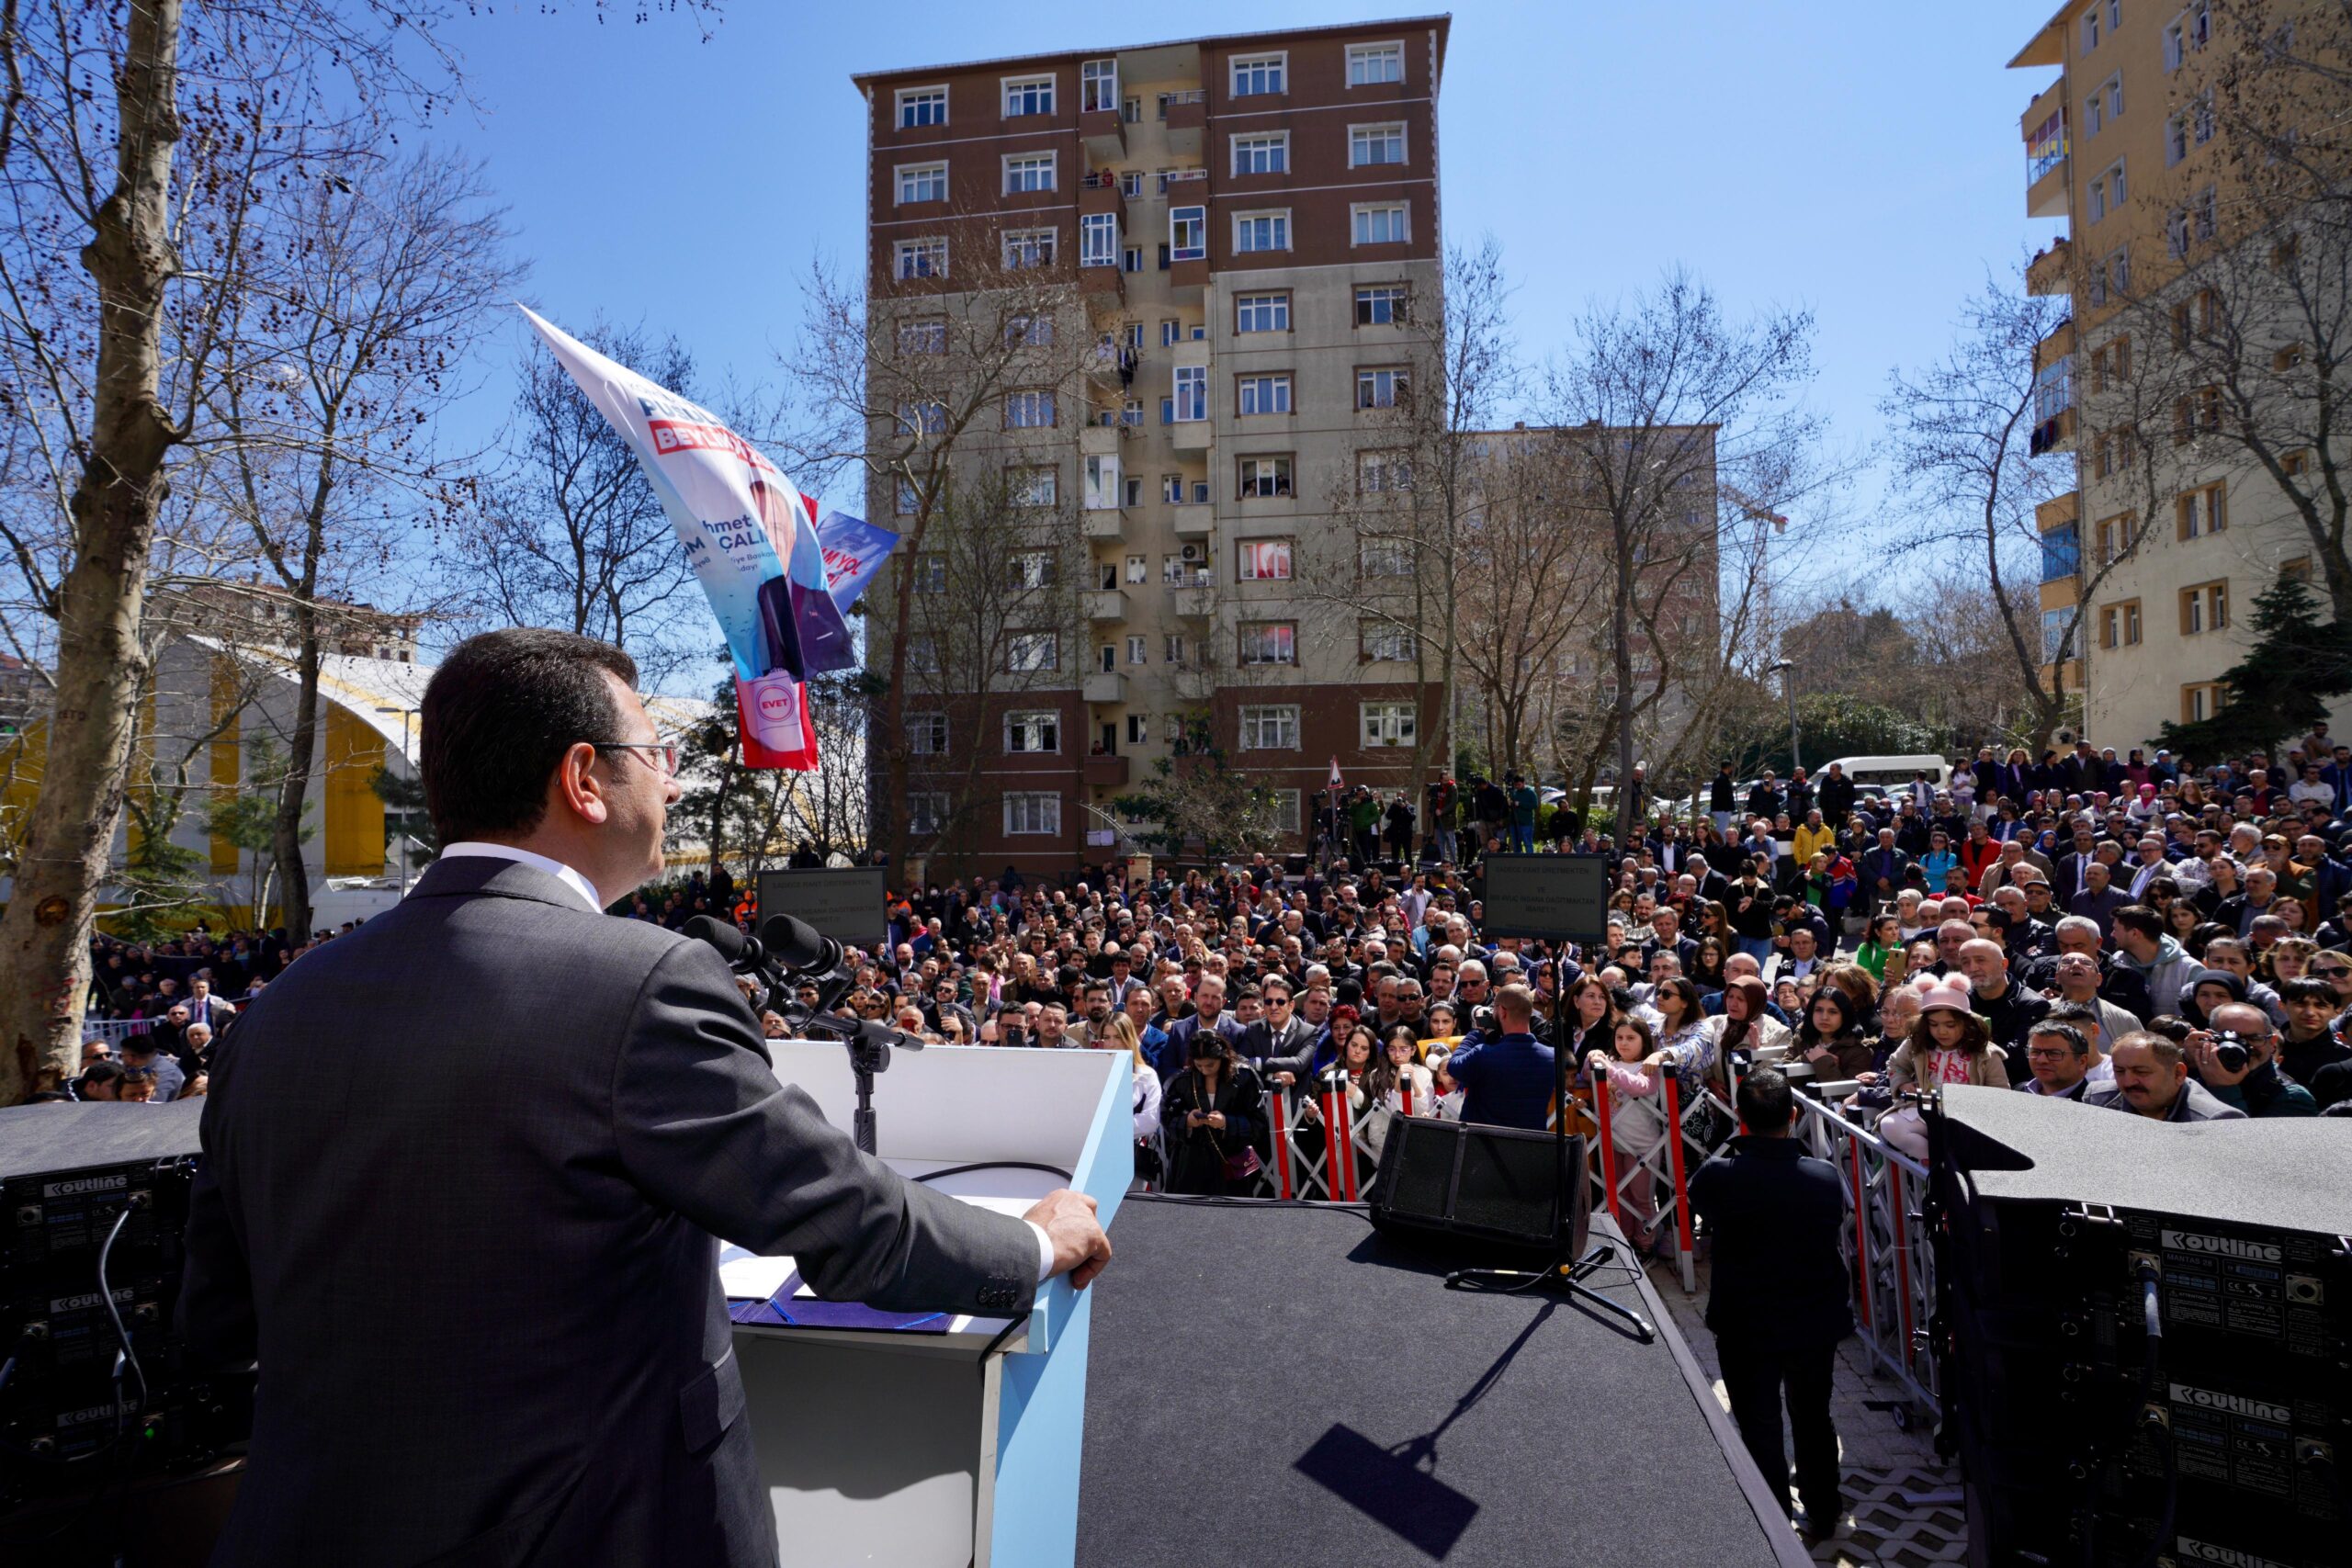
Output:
top-left (1492, 984), bottom-right (1535, 1029)
top-left (421, 627), bottom-right (639, 845)
top-left (1736, 1067), bottom-right (1796, 1134)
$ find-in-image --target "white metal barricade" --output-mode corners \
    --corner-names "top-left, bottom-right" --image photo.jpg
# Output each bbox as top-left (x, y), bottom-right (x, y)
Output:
top-left (1790, 1094), bottom-right (1940, 1419)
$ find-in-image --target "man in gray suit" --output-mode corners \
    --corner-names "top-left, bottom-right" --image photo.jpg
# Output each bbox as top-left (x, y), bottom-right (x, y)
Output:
top-left (179, 629), bottom-right (1111, 1566)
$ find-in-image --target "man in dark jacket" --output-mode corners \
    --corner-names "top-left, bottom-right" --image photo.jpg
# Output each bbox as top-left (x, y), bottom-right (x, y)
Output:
top-left (1815, 762), bottom-right (1856, 829)
top-left (1442, 984), bottom-right (1555, 1130)
top-left (1689, 1068), bottom-right (1852, 1543)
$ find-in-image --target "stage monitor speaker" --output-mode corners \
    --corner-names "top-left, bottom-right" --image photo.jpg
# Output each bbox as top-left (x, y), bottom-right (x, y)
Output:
top-left (1926, 1087), bottom-right (2351, 1568)
top-left (1366, 1115), bottom-right (1589, 1258)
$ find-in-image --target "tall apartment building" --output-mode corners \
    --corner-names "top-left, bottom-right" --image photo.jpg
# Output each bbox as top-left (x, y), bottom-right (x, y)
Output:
top-left (2011, 1), bottom-right (2347, 751)
top-left (854, 19), bottom-right (1451, 873)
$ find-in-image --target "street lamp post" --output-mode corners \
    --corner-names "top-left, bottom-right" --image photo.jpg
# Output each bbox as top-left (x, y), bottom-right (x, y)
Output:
top-left (374, 705), bottom-right (416, 896)
top-left (1766, 660), bottom-right (1801, 776)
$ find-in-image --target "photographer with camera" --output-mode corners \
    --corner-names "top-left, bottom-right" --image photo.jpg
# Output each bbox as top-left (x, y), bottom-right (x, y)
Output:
top-left (2187, 1002), bottom-right (2319, 1118)
top-left (2088, 1032), bottom-right (2246, 1122)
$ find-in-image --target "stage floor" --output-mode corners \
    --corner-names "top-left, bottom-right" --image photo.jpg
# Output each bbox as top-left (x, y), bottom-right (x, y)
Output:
top-left (1075, 1198), bottom-right (1804, 1568)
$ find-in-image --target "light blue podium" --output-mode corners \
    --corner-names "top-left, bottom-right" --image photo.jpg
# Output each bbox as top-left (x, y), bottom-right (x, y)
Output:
top-left (723, 1041), bottom-right (1130, 1568)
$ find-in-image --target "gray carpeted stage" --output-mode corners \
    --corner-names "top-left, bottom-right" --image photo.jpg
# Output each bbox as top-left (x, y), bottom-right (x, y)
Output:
top-left (1075, 1197), bottom-right (1807, 1568)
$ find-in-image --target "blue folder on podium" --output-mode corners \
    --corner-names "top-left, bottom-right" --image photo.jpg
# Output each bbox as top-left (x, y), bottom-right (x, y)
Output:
top-left (722, 1040), bottom-right (1130, 1568)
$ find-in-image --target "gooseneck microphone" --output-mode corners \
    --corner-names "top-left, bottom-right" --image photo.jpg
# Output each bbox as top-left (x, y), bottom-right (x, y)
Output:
top-left (757, 913), bottom-right (843, 977)
top-left (683, 915), bottom-right (769, 973)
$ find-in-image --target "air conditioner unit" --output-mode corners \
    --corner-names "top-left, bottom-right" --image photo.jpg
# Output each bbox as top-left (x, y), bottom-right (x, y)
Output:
top-left (1181, 543), bottom-right (1206, 564)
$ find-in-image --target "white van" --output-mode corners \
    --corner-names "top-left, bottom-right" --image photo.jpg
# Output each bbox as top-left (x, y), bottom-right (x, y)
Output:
top-left (1822, 754), bottom-right (1957, 795)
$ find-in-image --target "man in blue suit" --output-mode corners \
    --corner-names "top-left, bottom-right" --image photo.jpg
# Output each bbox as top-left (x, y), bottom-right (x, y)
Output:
top-left (1442, 984), bottom-right (1555, 1130)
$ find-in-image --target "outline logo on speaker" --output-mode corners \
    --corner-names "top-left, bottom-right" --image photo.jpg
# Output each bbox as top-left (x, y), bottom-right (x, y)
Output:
top-left (2168, 1382), bottom-right (2292, 1424)
top-left (2174, 1536), bottom-right (2295, 1568)
top-left (2161, 1229), bottom-right (2282, 1262)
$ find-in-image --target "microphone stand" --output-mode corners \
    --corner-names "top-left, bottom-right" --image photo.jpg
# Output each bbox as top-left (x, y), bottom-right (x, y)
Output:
top-left (1443, 973), bottom-right (1656, 1342)
top-left (776, 964), bottom-right (921, 1156)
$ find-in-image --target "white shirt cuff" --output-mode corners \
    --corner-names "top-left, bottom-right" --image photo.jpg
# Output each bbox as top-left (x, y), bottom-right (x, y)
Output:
top-left (1026, 1220), bottom-right (1057, 1284)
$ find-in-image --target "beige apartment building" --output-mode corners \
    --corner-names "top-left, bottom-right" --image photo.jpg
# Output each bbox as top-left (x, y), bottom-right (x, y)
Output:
top-left (854, 20), bottom-right (1453, 871)
top-left (2012, 1), bottom-right (2348, 753)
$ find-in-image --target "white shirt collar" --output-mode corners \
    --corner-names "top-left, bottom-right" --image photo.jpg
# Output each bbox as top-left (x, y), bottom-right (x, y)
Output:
top-left (435, 841), bottom-right (606, 914)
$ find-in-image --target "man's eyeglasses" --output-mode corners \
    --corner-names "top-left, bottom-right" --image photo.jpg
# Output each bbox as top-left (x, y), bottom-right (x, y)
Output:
top-left (590, 740), bottom-right (681, 777)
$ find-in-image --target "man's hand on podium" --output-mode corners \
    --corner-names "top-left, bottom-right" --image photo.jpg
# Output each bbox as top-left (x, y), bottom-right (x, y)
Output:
top-left (1024, 1189), bottom-right (1114, 1291)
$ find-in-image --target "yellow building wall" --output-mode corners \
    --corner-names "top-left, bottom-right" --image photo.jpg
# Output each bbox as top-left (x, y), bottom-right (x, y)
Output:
top-left (322, 705), bottom-right (384, 877)
top-left (209, 657), bottom-right (241, 874)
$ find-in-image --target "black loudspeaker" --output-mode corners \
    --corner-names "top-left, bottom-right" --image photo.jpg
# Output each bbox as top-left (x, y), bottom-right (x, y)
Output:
top-left (1927, 1087), bottom-right (2350, 1568)
top-left (1367, 1116), bottom-right (1589, 1258)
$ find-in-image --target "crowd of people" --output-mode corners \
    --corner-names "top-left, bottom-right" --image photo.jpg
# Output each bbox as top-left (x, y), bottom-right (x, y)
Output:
top-left (65, 737), bottom-right (2352, 1176)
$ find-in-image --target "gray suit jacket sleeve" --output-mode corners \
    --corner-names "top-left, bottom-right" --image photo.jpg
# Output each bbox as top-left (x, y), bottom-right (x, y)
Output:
top-left (613, 941), bottom-right (1040, 1316)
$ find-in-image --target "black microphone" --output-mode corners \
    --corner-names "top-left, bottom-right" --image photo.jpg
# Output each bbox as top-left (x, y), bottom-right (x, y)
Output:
top-left (684, 915), bottom-right (767, 973)
top-left (759, 913), bottom-right (843, 976)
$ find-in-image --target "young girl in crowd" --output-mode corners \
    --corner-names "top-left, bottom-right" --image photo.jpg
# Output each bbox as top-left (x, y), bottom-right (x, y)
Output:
top-left (1586, 1015), bottom-right (1666, 1252)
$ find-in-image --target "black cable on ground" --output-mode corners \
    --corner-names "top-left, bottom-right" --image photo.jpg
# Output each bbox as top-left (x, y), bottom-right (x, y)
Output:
top-left (910, 1161), bottom-right (1074, 1186)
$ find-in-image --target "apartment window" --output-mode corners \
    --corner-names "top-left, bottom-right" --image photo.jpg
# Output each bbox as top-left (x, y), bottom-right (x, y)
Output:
top-left (1160, 318), bottom-right (1182, 348)
top-left (1006, 549), bottom-right (1058, 590)
top-left (2281, 556), bottom-right (2313, 582)
top-left (1004, 792), bottom-right (1061, 836)
top-left (897, 162), bottom-right (947, 205)
top-left (2086, 86), bottom-right (2103, 138)
top-left (1238, 455), bottom-right (1294, 499)
top-left (894, 476), bottom-right (919, 516)
top-left (2109, 248), bottom-right (2130, 293)
top-left (1238, 623), bottom-right (1297, 666)
top-left (2181, 581), bottom-right (2229, 635)
top-left (897, 317), bottom-right (947, 355)
top-left (2089, 175), bottom-right (2107, 224)
top-left (895, 237), bottom-right (947, 280)
top-left (2165, 113), bottom-right (2189, 167)
top-left (1237, 538), bottom-right (1293, 580)
top-left (2109, 0), bottom-right (2120, 28)
top-left (1234, 210), bottom-right (1290, 254)
top-left (1004, 711), bottom-right (1060, 754)
top-left (1003, 152), bottom-right (1057, 194)
top-left (1237, 373), bottom-right (1292, 415)
top-left (908, 793), bottom-right (948, 836)
top-left (1005, 632), bottom-right (1059, 672)
top-left (1356, 367), bottom-right (1408, 410)
top-left (1080, 212), bottom-right (1119, 267)
top-left (1009, 466), bottom-right (1057, 508)
top-left (1352, 202), bottom-right (1410, 245)
top-left (1358, 450), bottom-right (1413, 492)
top-left (1125, 553), bottom-right (1148, 585)
top-left (1080, 58), bottom-right (1118, 113)
top-left (2177, 482), bottom-right (2226, 538)
top-left (1003, 389), bottom-right (1057, 429)
top-left (2174, 385), bottom-right (2222, 442)
top-left (1125, 635), bottom-right (1148, 666)
top-left (906, 712), bottom-right (949, 756)
top-left (1236, 292), bottom-right (1290, 333)
top-left (2041, 521), bottom-right (2080, 582)
top-left (1231, 132), bottom-right (1288, 175)
top-left (1361, 536), bottom-right (1414, 575)
top-left (1003, 75), bottom-right (1055, 117)
top-left (1230, 53), bottom-right (1285, 96)
top-left (1082, 454), bottom-right (1120, 511)
top-left (2083, 6), bottom-right (2100, 51)
top-left (2183, 682), bottom-right (2224, 724)
top-left (2109, 157), bottom-right (2125, 207)
top-left (2194, 185), bottom-right (2217, 243)
top-left (1172, 366), bottom-right (1206, 423)
top-left (2166, 208), bottom-right (2190, 257)
top-left (1238, 705), bottom-right (1300, 750)
top-left (1355, 284), bottom-right (1408, 325)
top-left (2106, 74), bottom-right (2122, 120)
top-left (1002, 227), bottom-right (1057, 269)
top-left (1348, 41), bottom-right (1404, 85)
top-left (2165, 19), bottom-right (2184, 71)
top-left (1170, 206), bottom-right (1205, 262)
top-left (896, 400), bottom-right (946, 435)
top-left (1350, 122), bottom-right (1407, 166)
top-left (1362, 701), bottom-right (1417, 749)
top-left (1161, 474), bottom-right (1186, 504)
top-left (909, 552), bottom-right (947, 592)
top-left (897, 86), bottom-right (947, 129)
top-left (1164, 634), bottom-right (1189, 663)
top-left (2042, 609), bottom-right (2075, 665)
top-left (1271, 790), bottom-right (1302, 835)
top-left (2095, 511), bottom-right (2137, 564)
top-left (1361, 620), bottom-right (1416, 661)
top-left (2099, 600), bottom-right (2143, 649)
top-left (2192, 93), bottom-right (2214, 145)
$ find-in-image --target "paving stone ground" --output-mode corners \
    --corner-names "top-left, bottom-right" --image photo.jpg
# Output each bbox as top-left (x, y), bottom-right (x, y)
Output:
top-left (1647, 1255), bottom-right (1968, 1567)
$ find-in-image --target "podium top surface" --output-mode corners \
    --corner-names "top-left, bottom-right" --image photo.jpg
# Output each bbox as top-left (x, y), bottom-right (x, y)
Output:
top-left (730, 1042), bottom-right (1133, 1354)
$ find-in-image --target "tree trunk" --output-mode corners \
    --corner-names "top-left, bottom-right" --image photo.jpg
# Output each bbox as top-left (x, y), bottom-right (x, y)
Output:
top-left (0, 0), bottom-right (183, 1104)
top-left (1612, 517), bottom-right (1637, 840)
top-left (271, 617), bottom-right (323, 945)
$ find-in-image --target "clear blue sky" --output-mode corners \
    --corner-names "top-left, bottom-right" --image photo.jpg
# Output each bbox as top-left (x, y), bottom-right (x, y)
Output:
top-left (434, 0), bottom-right (2064, 632)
